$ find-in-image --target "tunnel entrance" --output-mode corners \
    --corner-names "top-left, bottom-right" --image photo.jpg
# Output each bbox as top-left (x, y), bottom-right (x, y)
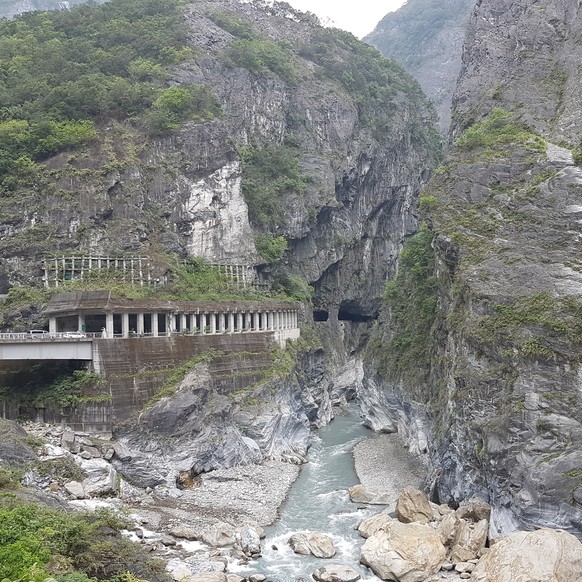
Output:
top-left (313, 310), bottom-right (329, 322)
top-left (338, 300), bottom-right (376, 323)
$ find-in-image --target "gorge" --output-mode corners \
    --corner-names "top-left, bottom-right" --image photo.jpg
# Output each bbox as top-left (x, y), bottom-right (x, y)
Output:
top-left (1, 0), bottom-right (582, 580)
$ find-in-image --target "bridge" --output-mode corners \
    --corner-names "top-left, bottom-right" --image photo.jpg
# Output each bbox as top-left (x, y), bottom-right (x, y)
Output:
top-left (0, 332), bottom-right (94, 361)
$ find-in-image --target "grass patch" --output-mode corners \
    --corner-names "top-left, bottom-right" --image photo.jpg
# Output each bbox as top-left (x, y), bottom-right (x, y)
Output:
top-left (455, 108), bottom-right (546, 153)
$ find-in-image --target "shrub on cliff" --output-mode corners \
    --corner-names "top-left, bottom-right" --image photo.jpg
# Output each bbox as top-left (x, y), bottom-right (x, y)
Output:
top-left (370, 224), bottom-right (438, 384)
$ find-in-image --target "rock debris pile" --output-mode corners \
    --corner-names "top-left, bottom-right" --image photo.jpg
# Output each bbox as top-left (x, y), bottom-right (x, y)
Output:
top-left (356, 486), bottom-right (582, 582)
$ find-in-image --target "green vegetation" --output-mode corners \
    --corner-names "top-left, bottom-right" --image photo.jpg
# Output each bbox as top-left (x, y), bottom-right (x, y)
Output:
top-left (563, 469), bottom-right (582, 478)
top-left (255, 233), bottom-right (287, 264)
top-left (299, 27), bottom-right (439, 146)
top-left (271, 272), bottom-right (314, 302)
top-left (166, 259), bottom-right (267, 301)
top-left (369, 224), bottom-right (438, 384)
top-left (455, 108), bottom-right (546, 153)
top-left (0, 0), bottom-right (218, 190)
top-left (146, 85), bottom-right (220, 136)
top-left (469, 292), bottom-right (582, 360)
top-left (212, 11), bottom-right (296, 83)
top-left (57, 257), bottom-right (273, 301)
top-left (208, 11), bottom-right (256, 39)
top-left (0, 466), bottom-right (22, 489)
top-left (0, 502), bottom-right (160, 582)
top-left (225, 38), bottom-right (296, 83)
top-left (31, 370), bottom-right (107, 408)
top-left (0, 285), bottom-right (50, 309)
top-left (241, 143), bottom-right (308, 230)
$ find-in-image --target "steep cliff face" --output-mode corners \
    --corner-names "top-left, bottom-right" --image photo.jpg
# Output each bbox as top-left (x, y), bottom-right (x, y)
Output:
top-left (364, 0), bottom-right (582, 539)
top-left (365, 0), bottom-right (473, 133)
top-left (0, 0), bottom-right (438, 321)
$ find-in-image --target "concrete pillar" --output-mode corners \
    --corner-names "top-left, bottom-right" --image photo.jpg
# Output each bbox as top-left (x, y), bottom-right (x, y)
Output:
top-left (106, 313), bottom-right (114, 338)
top-left (267, 312), bottom-right (273, 331)
top-left (121, 312), bottom-right (129, 338)
top-left (78, 313), bottom-right (86, 333)
top-left (49, 317), bottom-right (57, 334)
top-left (228, 312), bottom-right (235, 334)
top-left (181, 313), bottom-right (187, 333)
top-left (253, 311), bottom-right (260, 332)
top-left (137, 313), bottom-right (144, 336)
top-left (219, 312), bottom-right (225, 333)
top-left (152, 312), bottom-right (159, 337)
top-left (245, 312), bottom-right (252, 332)
top-left (210, 313), bottom-right (217, 334)
top-left (274, 311), bottom-right (280, 330)
top-left (237, 312), bottom-right (244, 333)
top-left (201, 313), bottom-right (207, 334)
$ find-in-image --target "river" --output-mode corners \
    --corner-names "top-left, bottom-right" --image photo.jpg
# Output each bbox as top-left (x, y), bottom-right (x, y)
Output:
top-left (230, 406), bottom-right (425, 581)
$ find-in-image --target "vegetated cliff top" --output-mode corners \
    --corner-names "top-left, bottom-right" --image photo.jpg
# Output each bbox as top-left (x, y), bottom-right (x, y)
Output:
top-left (364, 0), bottom-right (473, 133)
top-left (0, 0), bottom-right (440, 318)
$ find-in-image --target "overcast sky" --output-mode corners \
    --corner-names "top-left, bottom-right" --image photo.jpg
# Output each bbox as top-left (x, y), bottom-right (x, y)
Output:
top-left (283, 1), bottom-right (408, 38)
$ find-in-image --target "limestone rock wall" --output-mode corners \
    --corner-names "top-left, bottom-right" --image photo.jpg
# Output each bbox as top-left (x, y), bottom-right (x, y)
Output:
top-left (363, 0), bottom-right (582, 540)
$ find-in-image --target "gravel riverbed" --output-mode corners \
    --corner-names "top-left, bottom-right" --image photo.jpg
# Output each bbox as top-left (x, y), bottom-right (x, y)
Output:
top-left (353, 432), bottom-right (428, 499)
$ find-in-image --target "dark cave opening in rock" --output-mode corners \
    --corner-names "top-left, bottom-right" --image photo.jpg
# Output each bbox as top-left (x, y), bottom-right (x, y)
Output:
top-left (313, 310), bottom-right (329, 322)
top-left (337, 300), bottom-right (377, 323)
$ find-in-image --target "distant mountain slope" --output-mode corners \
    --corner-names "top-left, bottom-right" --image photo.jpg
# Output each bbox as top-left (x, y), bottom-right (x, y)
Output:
top-left (0, 0), bottom-right (106, 19)
top-left (365, 0), bottom-right (473, 133)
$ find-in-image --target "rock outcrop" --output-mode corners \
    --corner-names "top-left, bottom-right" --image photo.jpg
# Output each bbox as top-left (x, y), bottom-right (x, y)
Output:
top-left (0, 0), bottom-right (438, 325)
top-left (360, 520), bottom-right (447, 582)
top-left (471, 528), bottom-right (582, 582)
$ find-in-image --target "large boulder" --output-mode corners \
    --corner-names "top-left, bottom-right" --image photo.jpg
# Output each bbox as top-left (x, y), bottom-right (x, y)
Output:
top-left (471, 528), bottom-right (582, 582)
top-left (348, 484), bottom-right (392, 505)
top-left (235, 524), bottom-right (261, 557)
top-left (360, 521), bottom-right (446, 582)
top-left (450, 518), bottom-right (488, 564)
top-left (455, 497), bottom-right (491, 523)
top-left (201, 522), bottom-right (236, 547)
top-left (78, 458), bottom-right (119, 496)
top-left (357, 510), bottom-right (393, 539)
top-left (435, 512), bottom-right (459, 547)
top-left (313, 564), bottom-right (361, 582)
top-left (395, 487), bottom-right (433, 524)
top-left (289, 531), bottom-right (336, 558)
